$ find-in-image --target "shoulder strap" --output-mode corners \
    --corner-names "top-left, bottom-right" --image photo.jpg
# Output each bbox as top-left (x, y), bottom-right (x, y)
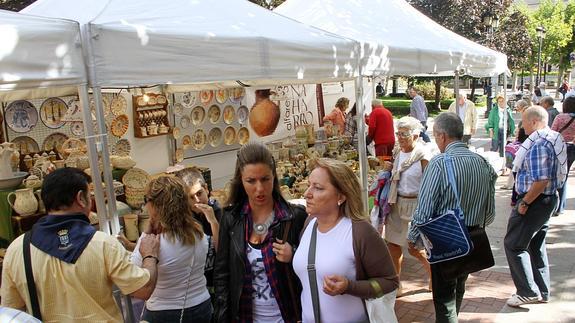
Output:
top-left (558, 116), bottom-right (575, 134)
top-left (23, 231), bottom-right (42, 320)
top-left (444, 153), bottom-right (461, 209)
top-left (307, 221), bottom-right (321, 323)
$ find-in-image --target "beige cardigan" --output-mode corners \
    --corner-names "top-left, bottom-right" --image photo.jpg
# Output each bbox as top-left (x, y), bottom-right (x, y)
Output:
top-left (448, 99), bottom-right (477, 135)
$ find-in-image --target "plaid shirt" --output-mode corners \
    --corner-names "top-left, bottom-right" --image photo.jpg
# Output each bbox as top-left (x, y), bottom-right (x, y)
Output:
top-left (344, 113), bottom-right (357, 140)
top-left (237, 202), bottom-right (295, 323)
top-left (515, 138), bottom-right (561, 195)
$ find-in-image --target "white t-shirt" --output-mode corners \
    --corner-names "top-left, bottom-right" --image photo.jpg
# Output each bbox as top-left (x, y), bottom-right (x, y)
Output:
top-left (457, 102), bottom-right (467, 123)
top-left (247, 243), bottom-right (284, 323)
top-left (397, 151), bottom-right (424, 196)
top-left (498, 108), bottom-right (505, 128)
top-left (132, 233), bottom-right (210, 311)
top-left (293, 217), bottom-right (367, 323)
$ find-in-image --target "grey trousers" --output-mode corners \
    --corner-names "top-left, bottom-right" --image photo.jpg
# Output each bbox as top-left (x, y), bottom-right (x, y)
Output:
top-left (504, 193), bottom-right (557, 300)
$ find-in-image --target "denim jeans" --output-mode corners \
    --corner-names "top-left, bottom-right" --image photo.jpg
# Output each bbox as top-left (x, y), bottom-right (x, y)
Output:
top-left (142, 298), bottom-right (213, 323)
top-left (491, 129), bottom-right (505, 157)
top-left (430, 263), bottom-right (468, 323)
top-left (557, 143), bottom-right (575, 213)
top-left (420, 121), bottom-right (431, 143)
top-left (504, 194), bottom-right (557, 300)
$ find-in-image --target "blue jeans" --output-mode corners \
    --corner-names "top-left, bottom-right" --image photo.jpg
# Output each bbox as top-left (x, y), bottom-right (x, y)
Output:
top-left (142, 298), bottom-right (212, 323)
top-left (420, 121), bottom-right (431, 143)
top-left (430, 263), bottom-right (468, 323)
top-left (557, 143), bottom-right (575, 213)
top-left (504, 194), bottom-right (557, 300)
top-left (491, 129), bottom-right (505, 157)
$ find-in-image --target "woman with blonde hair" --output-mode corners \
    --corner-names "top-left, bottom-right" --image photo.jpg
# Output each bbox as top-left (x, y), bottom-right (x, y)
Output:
top-left (132, 176), bottom-right (212, 323)
top-left (384, 116), bottom-right (433, 295)
top-left (293, 158), bottom-right (399, 323)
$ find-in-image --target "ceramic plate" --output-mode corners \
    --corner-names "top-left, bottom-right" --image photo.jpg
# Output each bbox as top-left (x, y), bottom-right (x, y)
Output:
top-left (148, 96), bottom-right (158, 105)
top-left (180, 115), bottom-right (191, 129)
top-left (5, 100), bottom-right (38, 133)
top-left (223, 105), bottom-right (235, 125)
top-left (70, 121), bottom-right (85, 137)
top-left (237, 105), bottom-right (249, 124)
top-left (208, 127), bottom-right (223, 147)
top-left (231, 88), bottom-right (246, 103)
top-left (62, 98), bottom-right (83, 122)
top-left (224, 126), bottom-right (236, 145)
top-left (181, 92), bottom-right (197, 108)
top-left (111, 95), bottom-right (127, 116)
top-left (215, 89), bottom-right (229, 104)
top-left (42, 132), bottom-right (69, 153)
top-left (172, 127), bottom-right (181, 139)
top-left (182, 135), bottom-right (192, 149)
top-left (111, 114), bottom-right (129, 138)
top-left (39, 97), bottom-right (68, 129)
top-left (174, 103), bottom-right (184, 116)
top-left (208, 105), bottom-right (221, 124)
top-left (238, 127), bottom-right (250, 145)
top-left (191, 106), bottom-right (206, 125)
top-left (113, 139), bottom-right (131, 157)
top-left (122, 167), bottom-right (150, 189)
top-left (89, 95), bottom-right (111, 118)
top-left (11, 136), bottom-right (40, 154)
top-left (200, 90), bottom-right (214, 104)
top-left (175, 148), bottom-right (184, 163)
top-left (157, 94), bottom-right (167, 105)
top-left (193, 129), bottom-right (207, 150)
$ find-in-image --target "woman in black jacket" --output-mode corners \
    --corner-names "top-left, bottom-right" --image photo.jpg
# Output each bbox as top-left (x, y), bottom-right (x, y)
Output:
top-left (213, 142), bottom-right (306, 323)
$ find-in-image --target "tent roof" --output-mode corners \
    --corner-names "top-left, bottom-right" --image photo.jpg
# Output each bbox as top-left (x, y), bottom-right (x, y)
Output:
top-left (0, 10), bottom-right (86, 100)
top-left (23, 0), bottom-right (358, 88)
top-left (275, 0), bottom-right (508, 77)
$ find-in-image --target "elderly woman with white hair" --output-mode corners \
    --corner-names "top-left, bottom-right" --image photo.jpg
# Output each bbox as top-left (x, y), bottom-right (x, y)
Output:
top-left (384, 116), bottom-right (434, 295)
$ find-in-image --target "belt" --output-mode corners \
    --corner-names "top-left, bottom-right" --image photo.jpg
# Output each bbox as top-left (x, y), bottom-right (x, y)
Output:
top-left (398, 194), bottom-right (418, 199)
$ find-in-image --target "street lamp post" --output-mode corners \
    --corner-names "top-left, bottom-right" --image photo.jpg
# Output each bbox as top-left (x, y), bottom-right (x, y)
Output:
top-left (483, 12), bottom-right (499, 117)
top-left (535, 26), bottom-right (546, 86)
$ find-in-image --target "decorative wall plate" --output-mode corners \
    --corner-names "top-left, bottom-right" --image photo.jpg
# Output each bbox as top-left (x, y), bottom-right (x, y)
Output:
top-left (175, 148), bottom-right (184, 163)
top-left (113, 139), bottom-right (131, 157)
top-left (157, 94), bottom-right (167, 104)
top-left (62, 98), bottom-right (83, 122)
top-left (181, 92), bottom-right (197, 108)
top-left (42, 132), bottom-right (69, 153)
top-left (40, 97), bottom-right (68, 129)
top-left (224, 126), bottom-right (236, 145)
top-left (122, 167), bottom-right (150, 189)
top-left (111, 95), bottom-right (127, 116)
top-left (70, 121), bottom-right (85, 137)
top-left (223, 105), bottom-right (235, 125)
top-left (237, 105), bottom-right (249, 124)
top-left (231, 88), bottom-right (246, 103)
top-left (89, 95), bottom-right (111, 118)
top-left (180, 115), bottom-right (191, 129)
top-left (208, 105), bottom-right (221, 124)
top-left (148, 96), bottom-right (157, 105)
top-left (172, 127), bottom-right (181, 139)
top-left (174, 103), bottom-right (184, 116)
top-left (191, 106), bottom-right (206, 125)
top-left (182, 135), bottom-right (192, 149)
top-left (11, 136), bottom-right (40, 154)
top-left (200, 90), bottom-right (214, 104)
top-left (5, 100), bottom-right (38, 133)
top-left (193, 129), bottom-right (207, 150)
top-left (215, 89), bottom-right (228, 104)
top-left (111, 114), bottom-right (129, 137)
top-left (238, 127), bottom-right (250, 145)
top-left (208, 127), bottom-right (223, 147)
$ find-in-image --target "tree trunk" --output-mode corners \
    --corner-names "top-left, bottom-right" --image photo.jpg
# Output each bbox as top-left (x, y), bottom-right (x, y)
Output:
top-left (511, 72), bottom-right (518, 92)
top-left (470, 78), bottom-right (477, 99)
top-left (392, 78), bottom-right (398, 94)
top-left (434, 79), bottom-right (441, 111)
top-left (556, 56), bottom-right (565, 99)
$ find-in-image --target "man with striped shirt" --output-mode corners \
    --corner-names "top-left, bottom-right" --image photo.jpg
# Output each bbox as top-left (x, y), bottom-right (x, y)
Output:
top-left (504, 106), bottom-right (567, 307)
top-left (408, 112), bottom-right (497, 323)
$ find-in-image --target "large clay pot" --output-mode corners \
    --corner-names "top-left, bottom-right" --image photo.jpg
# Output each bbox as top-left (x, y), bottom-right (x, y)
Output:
top-left (249, 89), bottom-right (280, 137)
top-left (7, 188), bottom-right (38, 216)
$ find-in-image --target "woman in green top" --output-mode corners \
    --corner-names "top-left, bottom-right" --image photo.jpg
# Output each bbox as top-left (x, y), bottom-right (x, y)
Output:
top-left (485, 94), bottom-right (515, 157)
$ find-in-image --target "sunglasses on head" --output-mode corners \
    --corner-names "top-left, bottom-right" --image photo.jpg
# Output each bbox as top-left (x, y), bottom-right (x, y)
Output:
top-left (144, 196), bottom-right (152, 204)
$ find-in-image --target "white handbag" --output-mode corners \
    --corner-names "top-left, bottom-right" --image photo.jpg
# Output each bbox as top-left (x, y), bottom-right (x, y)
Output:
top-left (364, 283), bottom-right (398, 323)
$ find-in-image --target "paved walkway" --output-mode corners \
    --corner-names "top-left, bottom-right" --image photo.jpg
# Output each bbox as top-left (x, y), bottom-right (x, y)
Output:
top-left (394, 103), bottom-right (575, 322)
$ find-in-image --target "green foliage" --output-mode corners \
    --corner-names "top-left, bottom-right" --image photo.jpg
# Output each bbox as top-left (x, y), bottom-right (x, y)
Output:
top-left (380, 98), bottom-right (454, 118)
top-left (412, 81), bottom-right (451, 101)
top-left (529, 0), bottom-right (574, 67)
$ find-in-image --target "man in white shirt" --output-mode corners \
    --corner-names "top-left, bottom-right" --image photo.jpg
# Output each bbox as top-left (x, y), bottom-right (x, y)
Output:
top-left (448, 94), bottom-right (477, 144)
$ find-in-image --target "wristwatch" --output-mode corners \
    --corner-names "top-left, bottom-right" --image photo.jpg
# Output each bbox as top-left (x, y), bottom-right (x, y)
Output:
top-left (520, 200), bottom-right (530, 207)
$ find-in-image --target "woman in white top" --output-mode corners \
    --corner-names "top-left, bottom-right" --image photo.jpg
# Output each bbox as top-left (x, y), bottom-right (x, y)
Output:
top-left (132, 176), bottom-right (212, 323)
top-left (384, 116), bottom-right (433, 294)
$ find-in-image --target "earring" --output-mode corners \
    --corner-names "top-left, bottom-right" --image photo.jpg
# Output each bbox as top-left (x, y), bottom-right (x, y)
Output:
top-left (337, 200), bottom-right (342, 206)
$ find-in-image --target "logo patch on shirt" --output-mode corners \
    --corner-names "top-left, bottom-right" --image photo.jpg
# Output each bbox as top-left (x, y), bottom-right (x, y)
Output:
top-left (57, 229), bottom-right (73, 250)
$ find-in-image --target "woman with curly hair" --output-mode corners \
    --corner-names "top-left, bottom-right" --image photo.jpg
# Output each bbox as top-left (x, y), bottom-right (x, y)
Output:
top-left (132, 176), bottom-right (212, 323)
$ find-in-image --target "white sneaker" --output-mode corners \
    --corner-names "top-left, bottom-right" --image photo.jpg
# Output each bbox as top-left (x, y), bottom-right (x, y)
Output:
top-left (506, 294), bottom-right (542, 307)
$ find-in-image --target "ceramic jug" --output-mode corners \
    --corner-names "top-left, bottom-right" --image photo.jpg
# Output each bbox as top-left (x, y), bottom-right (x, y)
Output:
top-left (0, 143), bottom-right (16, 178)
top-left (7, 188), bottom-right (38, 216)
top-left (35, 190), bottom-right (46, 213)
top-left (0, 142), bottom-right (20, 173)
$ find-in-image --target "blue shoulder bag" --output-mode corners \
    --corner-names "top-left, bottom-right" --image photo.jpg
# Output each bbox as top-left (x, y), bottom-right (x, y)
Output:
top-left (415, 153), bottom-right (473, 264)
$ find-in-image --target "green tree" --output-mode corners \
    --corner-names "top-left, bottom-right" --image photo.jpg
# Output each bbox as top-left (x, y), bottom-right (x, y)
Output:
top-left (248, 0), bottom-right (285, 10)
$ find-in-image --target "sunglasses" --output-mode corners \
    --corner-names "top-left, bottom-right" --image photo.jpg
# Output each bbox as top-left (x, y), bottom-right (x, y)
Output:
top-left (144, 196), bottom-right (153, 204)
top-left (396, 131), bottom-right (412, 138)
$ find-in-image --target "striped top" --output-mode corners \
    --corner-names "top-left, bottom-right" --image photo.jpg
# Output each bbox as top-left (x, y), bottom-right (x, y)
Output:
top-left (408, 142), bottom-right (498, 243)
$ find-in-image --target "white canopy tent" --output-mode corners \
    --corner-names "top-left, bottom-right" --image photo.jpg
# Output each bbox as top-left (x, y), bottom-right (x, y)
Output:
top-left (0, 10), bottom-right (114, 234)
top-left (276, 0), bottom-right (508, 78)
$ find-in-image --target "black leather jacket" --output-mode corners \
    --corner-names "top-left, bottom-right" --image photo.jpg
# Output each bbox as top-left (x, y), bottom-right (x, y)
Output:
top-left (213, 202), bottom-right (307, 323)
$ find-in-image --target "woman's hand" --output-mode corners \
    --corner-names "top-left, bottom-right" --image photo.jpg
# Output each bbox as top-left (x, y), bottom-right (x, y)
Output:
top-left (272, 239), bottom-right (293, 263)
top-left (323, 274), bottom-right (349, 296)
top-left (194, 203), bottom-right (218, 224)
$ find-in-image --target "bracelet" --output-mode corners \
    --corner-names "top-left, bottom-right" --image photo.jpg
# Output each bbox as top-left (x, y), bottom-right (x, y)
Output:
top-left (142, 255), bottom-right (159, 264)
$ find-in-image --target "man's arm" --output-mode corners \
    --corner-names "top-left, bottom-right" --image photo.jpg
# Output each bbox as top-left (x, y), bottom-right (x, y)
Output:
top-left (1, 246), bottom-right (26, 311)
top-left (408, 160), bottom-right (442, 243)
top-left (130, 233), bottom-right (160, 300)
top-left (517, 144), bottom-right (553, 215)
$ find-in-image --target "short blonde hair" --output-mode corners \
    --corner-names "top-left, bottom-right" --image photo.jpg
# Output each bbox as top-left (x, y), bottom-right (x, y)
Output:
top-left (309, 158), bottom-right (366, 221)
top-left (396, 116), bottom-right (422, 135)
top-left (523, 105), bottom-right (548, 125)
top-left (371, 99), bottom-right (383, 107)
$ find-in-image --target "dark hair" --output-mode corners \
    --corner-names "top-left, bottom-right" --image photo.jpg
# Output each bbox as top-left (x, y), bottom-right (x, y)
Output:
top-left (563, 96), bottom-right (575, 113)
top-left (517, 127), bottom-right (528, 143)
top-left (41, 167), bottom-right (91, 212)
top-left (226, 142), bottom-right (285, 211)
top-left (349, 103), bottom-right (357, 116)
top-left (534, 88), bottom-right (542, 97)
top-left (174, 166), bottom-right (206, 188)
top-left (433, 112), bottom-right (463, 140)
